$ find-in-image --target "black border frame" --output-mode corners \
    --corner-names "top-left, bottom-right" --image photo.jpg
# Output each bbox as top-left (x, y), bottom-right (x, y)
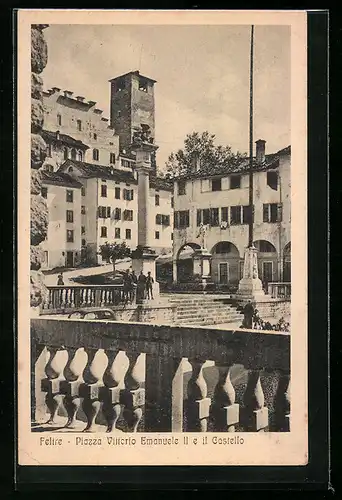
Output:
top-left (6, 8), bottom-right (329, 492)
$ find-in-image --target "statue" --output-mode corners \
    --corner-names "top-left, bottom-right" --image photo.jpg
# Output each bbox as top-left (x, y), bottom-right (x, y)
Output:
top-left (132, 124), bottom-right (154, 146)
top-left (196, 223), bottom-right (208, 250)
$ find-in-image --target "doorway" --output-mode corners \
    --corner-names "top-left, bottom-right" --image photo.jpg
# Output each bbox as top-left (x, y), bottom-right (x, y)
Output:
top-left (219, 262), bottom-right (229, 284)
top-left (66, 251), bottom-right (74, 268)
top-left (262, 261), bottom-right (273, 283)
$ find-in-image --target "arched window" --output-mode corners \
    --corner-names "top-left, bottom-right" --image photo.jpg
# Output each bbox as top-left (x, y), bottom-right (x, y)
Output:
top-left (93, 148), bottom-right (99, 161)
top-left (78, 150), bottom-right (83, 161)
top-left (71, 148), bottom-right (77, 160)
top-left (63, 147), bottom-right (68, 160)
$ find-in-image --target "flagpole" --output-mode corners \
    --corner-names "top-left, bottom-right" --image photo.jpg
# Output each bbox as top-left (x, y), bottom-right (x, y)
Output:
top-left (248, 25), bottom-right (254, 248)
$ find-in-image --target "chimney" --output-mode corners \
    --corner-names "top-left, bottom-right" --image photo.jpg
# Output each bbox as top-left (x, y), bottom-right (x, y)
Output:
top-left (51, 87), bottom-right (61, 94)
top-left (88, 100), bottom-right (96, 107)
top-left (64, 90), bottom-right (73, 98)
top-left (76, 96), bottom-right (85, 102)
top-left (255, 139), bottom-right (266, 163)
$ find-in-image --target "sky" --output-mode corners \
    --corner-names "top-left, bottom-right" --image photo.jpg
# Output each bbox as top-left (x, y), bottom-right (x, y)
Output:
top-left (42, 24), bottom-right (290, 170)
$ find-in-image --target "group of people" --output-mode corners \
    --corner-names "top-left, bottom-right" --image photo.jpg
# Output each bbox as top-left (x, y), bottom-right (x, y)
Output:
top-left (241, 300), bottom-right (290, 331)
top-left (123, 269), bottom-right (155, 304)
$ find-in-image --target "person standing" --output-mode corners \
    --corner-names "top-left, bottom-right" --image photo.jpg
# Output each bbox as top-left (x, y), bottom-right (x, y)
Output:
top-left (123, 270), bottom-right (132, 304)
top-left (243, 300), bottom-right (255, 329)
top-left (57, 273), bottom-right (64, 286)
top-left (146, 271), bottom-right (154, 300)
top-left (136, 271), bottom-right (147, 303)
top-left (130, 270), bottom-right (138, 303)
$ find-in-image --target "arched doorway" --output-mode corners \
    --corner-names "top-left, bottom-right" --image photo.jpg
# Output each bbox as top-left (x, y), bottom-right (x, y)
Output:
top-left (176, 243), bottom-right (201, 283)
top-left (253, 240), bottom-right (278, 284)
top-left (211, 241), bottom-right (240, 286)
top-left (283, 242), bottom-right (291, 282)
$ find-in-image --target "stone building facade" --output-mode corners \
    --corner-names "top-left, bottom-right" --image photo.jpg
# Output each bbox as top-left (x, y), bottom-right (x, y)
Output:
top-left (42, 88), bottom-right (120, 170)
top-left (39, 71), bottom-right (173, 269)
top-left (172, 141), bottom-right (291, 286)
top-left (40, 171), bottom-right (83, 269)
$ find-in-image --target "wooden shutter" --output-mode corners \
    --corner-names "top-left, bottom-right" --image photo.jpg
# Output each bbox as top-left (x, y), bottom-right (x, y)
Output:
top-left (277, 203), bottom-right (283, 222)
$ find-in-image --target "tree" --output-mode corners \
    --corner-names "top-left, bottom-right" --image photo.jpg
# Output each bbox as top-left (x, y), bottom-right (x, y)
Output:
top-left (99, 241), bottom-right (131, 274)
top-left (162, 131), bottom-right (247, 179)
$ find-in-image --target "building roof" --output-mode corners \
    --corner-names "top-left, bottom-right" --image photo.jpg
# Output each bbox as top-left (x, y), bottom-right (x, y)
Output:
top-left (42, 130), bottom-right (89, 150)
top-left (41, 170), bottom-right (83, 188)
top-left (60, 159), bottom-right (138, 183)
top-left (176, 145), bottom-right (291, 181)
top-left (109, 70), bottom-right (157, 84)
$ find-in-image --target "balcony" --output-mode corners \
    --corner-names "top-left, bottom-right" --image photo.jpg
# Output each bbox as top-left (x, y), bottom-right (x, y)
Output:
top-left (31, 317), bottom-right (290, 433)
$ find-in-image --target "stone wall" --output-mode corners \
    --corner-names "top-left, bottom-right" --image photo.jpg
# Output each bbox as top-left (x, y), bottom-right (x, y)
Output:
top-left (30, 25), bottom-right (49, 308)
top-left (255, 299), bottom-right (291, 320)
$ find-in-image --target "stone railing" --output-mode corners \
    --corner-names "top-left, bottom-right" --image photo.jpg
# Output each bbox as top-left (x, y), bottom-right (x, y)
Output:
top-left (267, 282), bottom-right (291, 299)
top-left (31, 318), bottom-right (290, 433)
top-left (42, 285), bottom-right (125, 311)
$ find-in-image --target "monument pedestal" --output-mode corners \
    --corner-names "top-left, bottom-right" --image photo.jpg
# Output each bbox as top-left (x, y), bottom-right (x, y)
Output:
top-left (236, 246), bottom-right (265, 305)
top-left (193, 248), bottom-right (212, 280)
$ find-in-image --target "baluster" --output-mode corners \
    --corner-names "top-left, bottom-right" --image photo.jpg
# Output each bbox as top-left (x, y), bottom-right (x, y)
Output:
top-left (47, 289), bottom-right (53, 309)
top-left (243, 370), bottom-right (269, 432)
top-left (94, 288), bottom-right (101, 307)
top-left (70, 288), bottom-right (75, 308)
top-left (274, 372), bottom-right (290, 431)
top-left (100, 350), bottom-right (123, 432)
top-left (86, 288), bottom-right (92, 306)
top-left (121, 352), bottom-right (145, 432)
top-left (80, 288), bottom-right (86, 306)
top-left (186, 358), bottom-right (211, 432)
top-left (79, 348), bottom-right (103, 432)
top-left (100, 289), bottom-right (106, 307)
top-left (212, 363), bottom-right (239, 432)
top-left (41, 346), bottom-right (66, 424)
top-left (60, 347), bottom-right (83, 428)
top-left (74, 288), bottom-right (81, 308)
top-left (63, 288), bottom-right (69, 308)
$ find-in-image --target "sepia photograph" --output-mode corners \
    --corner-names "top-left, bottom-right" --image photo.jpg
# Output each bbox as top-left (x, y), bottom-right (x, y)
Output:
top-left (18, 10), bottom-right (307, 466)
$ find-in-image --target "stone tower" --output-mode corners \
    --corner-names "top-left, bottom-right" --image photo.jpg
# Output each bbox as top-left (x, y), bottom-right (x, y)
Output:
top-left (109, 70), bottom-right (156, 155)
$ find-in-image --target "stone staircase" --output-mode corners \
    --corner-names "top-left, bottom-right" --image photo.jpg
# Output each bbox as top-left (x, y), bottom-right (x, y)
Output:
top-left (164, 294), bottom-right (244, 326)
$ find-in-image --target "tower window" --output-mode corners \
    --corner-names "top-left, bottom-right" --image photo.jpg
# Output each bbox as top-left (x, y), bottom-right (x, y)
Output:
top-left (93, 133), bottom-right (97, 140)
top-left (155, 194), bottom-right (160, 206)
top-left (78, 150), bottom-right (83, 161)
top-left (138, 76), bottom-right (148, 92)
top-left (110, 152), bottom-right (115, 164)
top-left (77, 119), bottom-right (82, 131)
top-left (63, 147), bottom-right (68, 160)
top-left (71, 148), bottom-right (77, 160)
top-left (93, 148), bottom-right (99, 161)
top-left (115, 77), bottom-right (125, 92)
top-left (57, 114), bottom-right (62, 126)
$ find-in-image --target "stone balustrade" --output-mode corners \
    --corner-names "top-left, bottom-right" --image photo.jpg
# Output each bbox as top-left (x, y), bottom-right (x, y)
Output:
top-left (267, 282), bottom-right (291, 299)
top-left (31, 317), bottom-right (290, 433)
top-left (43, 285), bottom-right (125, 311)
